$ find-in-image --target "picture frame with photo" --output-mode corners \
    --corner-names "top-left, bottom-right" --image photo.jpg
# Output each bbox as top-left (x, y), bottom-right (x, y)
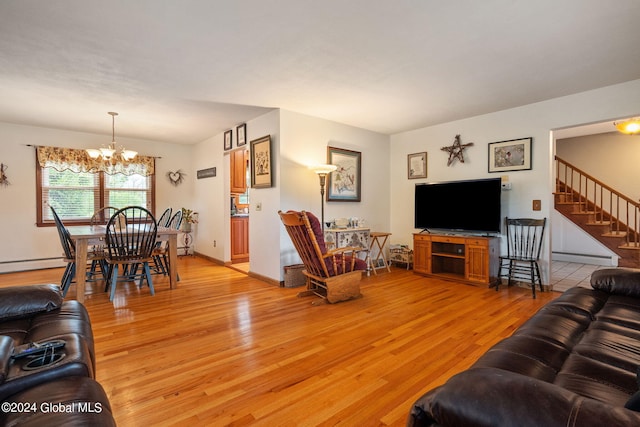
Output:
top-left (408, 152), bottom-right (427, 179)
top-left (236, 123), bottom-right (247, 147)
top-left (488, 137), bottom-right (532, 173)
top-left (250, 135), bottom-right (272, 188)
top-left (224, 130), bottom-right (232, 151)
top-left (326, 146), bottom-right (361, 202)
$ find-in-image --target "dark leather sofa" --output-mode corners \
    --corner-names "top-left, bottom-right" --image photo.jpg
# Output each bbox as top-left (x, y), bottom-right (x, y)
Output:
top-left (408, 268), bottom-right (640, 427)
top-left (0, 284), bottom-right (115, 426)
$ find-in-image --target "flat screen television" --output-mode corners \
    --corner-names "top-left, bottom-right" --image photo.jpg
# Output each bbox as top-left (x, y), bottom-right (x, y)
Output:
top-left (415, 178), bottom-right (501, 234)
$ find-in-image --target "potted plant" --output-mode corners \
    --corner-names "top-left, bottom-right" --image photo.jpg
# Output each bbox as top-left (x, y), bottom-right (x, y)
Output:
top-left (181, 208), bottom-right (198, 232)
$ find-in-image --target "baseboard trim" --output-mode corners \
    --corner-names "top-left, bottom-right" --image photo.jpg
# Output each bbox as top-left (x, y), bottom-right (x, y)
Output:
top-left (248, 271), bottom-right (280, 287)
top-left (192, 252), bottom-right (225, 265)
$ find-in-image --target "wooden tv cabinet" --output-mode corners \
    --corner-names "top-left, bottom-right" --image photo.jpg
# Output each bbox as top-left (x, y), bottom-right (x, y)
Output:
top-left (413, 233), bottom-right (499, 287)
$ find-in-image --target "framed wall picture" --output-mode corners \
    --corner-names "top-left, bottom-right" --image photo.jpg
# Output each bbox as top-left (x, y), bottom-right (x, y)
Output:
top-left (408, 152), bottom-right (427, 179)
top-left (488, 137), bottom-right (532, 173)
top-left (250, 135), bottom-right (272, 188)
top-left (224, 130), bottom-right (232, 151)
top-left (236, 123), bottom-right (247, 147)
top-left (326, 146), bottom-right (361, 202)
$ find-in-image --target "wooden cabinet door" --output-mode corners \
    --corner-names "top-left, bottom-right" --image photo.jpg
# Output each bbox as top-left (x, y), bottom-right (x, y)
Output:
top-left (231, 217), bottom-right (249, 262)
top-left (413, 235), bottom-right (431, 274)
top-left (230, 149), bottom-right (248, 194)
top-left (466, 241), bottom-right (488, 283)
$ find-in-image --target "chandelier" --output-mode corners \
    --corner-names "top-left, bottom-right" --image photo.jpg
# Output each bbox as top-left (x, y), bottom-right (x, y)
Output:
top-left (86, 112), bottom-right (137, 161)
top-left (614, 118), bottom-right (640, 135)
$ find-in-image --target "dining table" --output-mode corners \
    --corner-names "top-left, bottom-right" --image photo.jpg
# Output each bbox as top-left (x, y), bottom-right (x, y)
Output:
top-left (66, 225), bottom-right (179, 303)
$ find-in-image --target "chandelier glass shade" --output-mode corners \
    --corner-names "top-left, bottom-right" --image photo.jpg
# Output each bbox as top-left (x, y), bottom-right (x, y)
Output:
top-left (614, 118), bottom-right (640, 135)
top-left (86, 112), bottom-right (137, 161)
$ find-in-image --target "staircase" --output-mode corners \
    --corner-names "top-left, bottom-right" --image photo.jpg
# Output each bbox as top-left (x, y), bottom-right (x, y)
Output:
top-left (554, 156), bottom-right (640, 268)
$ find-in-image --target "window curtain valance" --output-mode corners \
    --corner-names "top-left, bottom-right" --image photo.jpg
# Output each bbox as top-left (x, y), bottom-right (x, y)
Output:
top-left (36, 146), bottom-right (155, 176)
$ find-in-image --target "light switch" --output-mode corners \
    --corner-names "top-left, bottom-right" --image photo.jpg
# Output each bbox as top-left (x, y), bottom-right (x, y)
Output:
top-left (532, 199), bottom-right (541, 211)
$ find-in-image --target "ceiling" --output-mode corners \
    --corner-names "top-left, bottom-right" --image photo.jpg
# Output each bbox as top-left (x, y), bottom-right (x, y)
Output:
top-left (1, 1), bottom-right (639, 145)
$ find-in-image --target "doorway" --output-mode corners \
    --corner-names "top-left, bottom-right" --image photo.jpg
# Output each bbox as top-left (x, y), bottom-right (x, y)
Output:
top-left (230, 148), bottom-right (250, 265)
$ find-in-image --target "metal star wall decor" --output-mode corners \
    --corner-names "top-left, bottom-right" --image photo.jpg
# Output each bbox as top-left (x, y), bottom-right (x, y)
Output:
top-left (441, 134), bottom-right (474, 166)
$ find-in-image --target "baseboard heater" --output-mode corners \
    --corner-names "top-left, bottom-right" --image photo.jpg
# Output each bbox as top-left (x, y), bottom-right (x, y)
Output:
top-left (0, 257), bottom-right (63, 274)
top-left (552, 251), bottom-right (617, 266)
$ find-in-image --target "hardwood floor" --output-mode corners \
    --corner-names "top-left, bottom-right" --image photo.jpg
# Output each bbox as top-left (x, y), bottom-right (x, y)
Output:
top-left (0, 257), bottom-right (558, 426)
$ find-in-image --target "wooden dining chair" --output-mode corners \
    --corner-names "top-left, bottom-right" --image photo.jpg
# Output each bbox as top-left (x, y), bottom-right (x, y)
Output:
top-left (279, 210), bottom-right (367, 304)
top-left (157, 207), bottom-right (172, 228)
top-left (51, 207), bottom-right (106, 297)
top-left (497, 217), bottom-right (547, 298)
top-left (90, 206), bottom-right (119, 225)
top-left (152, 209), bottom-right (183, 276)
top-left (104, 206), bottom-right (158, 301)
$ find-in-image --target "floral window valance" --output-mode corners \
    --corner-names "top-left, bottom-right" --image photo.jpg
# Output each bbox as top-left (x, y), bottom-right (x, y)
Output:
top-left (36, 146), bottom-right (155, 176)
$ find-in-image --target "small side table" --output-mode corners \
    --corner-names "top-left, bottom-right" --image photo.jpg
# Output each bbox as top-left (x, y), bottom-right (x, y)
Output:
top-left (369, 232), bottom-right (392, 274)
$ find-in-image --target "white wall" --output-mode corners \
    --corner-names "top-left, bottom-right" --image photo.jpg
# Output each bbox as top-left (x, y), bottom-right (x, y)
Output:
top-left (192, 109), bottom-right (391, 282)
top-left (0, 122), bottom-right (193, 273)
top-left (278, 110), bottom-right (391, 280)
top-left (557, 132), bottom-right (640, 200)
top-left (390, 79), bottom-right (640, 284)
top-left (191, 109), bottom-right (281, 280)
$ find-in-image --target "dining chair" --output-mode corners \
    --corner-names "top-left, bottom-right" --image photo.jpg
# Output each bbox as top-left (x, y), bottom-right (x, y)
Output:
top-left (168, 210), bottom-right (183, 230)
top-left (104, 206), bottom-right (158, 301)
top-left (497, 217), bottom-right (547, 298)
top-left (88, 206), bottom-right (118, 278)
top-left (152, 209), bottom-right (183, 276)
top-left (51, 207), bottom-right (106, 297)
top-left (157, 207), bottom-right (172, 228)
top-left (90, 206), bottom-right (119, 225)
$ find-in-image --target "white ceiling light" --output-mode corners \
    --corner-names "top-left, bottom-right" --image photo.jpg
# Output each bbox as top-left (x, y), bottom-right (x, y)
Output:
top-left (86, 112), bottom-right (138, 161)
top-left (614, 118), bottom-right (640, 135)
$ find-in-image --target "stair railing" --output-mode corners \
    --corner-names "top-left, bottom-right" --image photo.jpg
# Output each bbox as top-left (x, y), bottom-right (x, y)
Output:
top-left (555, 156), bottom-right (640, 247)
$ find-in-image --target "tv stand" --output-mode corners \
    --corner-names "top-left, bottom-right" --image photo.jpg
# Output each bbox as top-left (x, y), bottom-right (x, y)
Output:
top-left (413, 233), bottom-right (499, 287)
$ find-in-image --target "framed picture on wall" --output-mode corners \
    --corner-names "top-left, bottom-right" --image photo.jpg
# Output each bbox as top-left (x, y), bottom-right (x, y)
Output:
top-left (408, 152), bottom-right (427, 179)
top-left (224, 130), bottom-right (232, 151)
top-left (236, 123), bottom-right (247, 147)
top-left (250, 135), bottom-right (272, 188)
top-left (488, 137), bottom-right (532, 172)
top-left (326, 146), bottom-right (361, 202)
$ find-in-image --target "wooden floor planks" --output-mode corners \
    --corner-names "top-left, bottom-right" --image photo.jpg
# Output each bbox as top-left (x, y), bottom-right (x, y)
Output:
top-left (0, 256), bottom-right (558, 426)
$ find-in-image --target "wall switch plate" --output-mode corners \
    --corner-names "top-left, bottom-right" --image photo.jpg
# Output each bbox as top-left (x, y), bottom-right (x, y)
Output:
top-left (532, 199), bottom-right (541, 211)
top-left (255, 202), bottom-right (262, 211)
top-left (501, 182), bottom-right (512, 190)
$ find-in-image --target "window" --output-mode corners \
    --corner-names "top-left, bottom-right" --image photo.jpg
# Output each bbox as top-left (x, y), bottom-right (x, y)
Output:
top-left (36, 146), bottom-right (155, 226)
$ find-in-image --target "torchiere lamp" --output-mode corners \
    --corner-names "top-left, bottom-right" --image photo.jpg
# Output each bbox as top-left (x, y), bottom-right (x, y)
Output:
top-left (312, 164), bottom-right (337, 231)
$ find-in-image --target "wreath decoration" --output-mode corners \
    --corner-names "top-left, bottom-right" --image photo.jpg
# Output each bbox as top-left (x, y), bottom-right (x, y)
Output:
top-left (166, 170), bottom-right (186, 186)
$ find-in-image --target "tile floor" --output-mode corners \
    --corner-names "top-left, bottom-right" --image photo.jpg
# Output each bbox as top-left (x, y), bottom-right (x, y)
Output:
top-left (550, 261), bottom-right (605, 292)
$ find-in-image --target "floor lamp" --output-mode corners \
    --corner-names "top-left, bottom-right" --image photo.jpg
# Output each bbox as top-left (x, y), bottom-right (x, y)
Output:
top-left (312, 164), bottom-right (337, 231)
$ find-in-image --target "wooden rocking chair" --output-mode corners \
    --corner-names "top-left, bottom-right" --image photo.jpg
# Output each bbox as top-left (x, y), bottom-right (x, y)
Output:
top-left (279, 210), bottom-right (367, 303)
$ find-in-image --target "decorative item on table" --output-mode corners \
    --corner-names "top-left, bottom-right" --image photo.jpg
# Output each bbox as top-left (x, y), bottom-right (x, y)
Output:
top-left (334, 218), bottom-right (349, 228)
top-left (181, 208), bottom-right (198, 232)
